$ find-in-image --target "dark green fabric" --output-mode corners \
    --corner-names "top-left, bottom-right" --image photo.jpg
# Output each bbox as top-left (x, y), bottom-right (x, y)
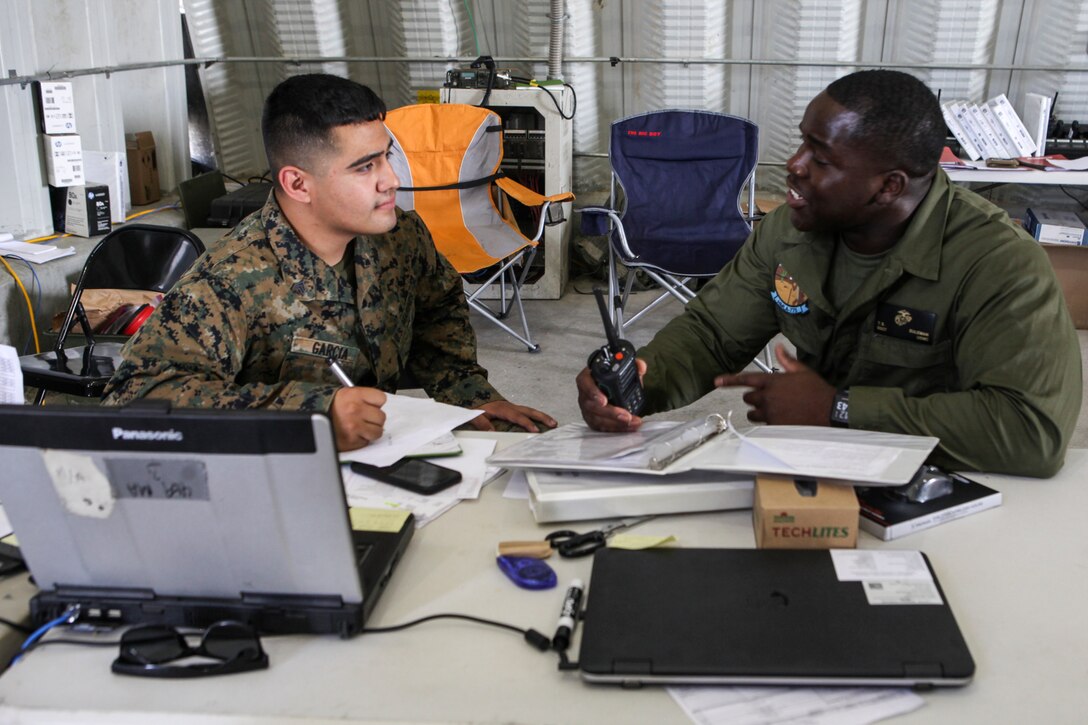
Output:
top-left (640, 171), bottom-right (1082, 477)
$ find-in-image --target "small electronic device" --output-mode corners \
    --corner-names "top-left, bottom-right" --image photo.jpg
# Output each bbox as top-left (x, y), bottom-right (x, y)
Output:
top-left (587, 288), bottom-right (645, 414)
top-left (496, 556), bottom-right (556, 590)
top-left (350, 459), bottom-right (462, 496)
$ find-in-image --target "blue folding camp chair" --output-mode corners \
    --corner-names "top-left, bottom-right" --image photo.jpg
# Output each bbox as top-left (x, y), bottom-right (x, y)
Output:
top-left (579, 109), bottom-right (772, 372)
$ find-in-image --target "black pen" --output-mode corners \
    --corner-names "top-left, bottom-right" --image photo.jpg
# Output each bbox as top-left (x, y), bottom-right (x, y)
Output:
top-left (327, 357), bottom-right (354, 387)
top-left (551, 578), bottom-right (585, 651)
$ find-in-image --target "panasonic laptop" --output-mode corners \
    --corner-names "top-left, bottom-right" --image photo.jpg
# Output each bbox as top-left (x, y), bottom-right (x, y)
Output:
top-left (0, 404), bottom-right (413, 638)
top-left (578, 548), bottom-right (974, 688)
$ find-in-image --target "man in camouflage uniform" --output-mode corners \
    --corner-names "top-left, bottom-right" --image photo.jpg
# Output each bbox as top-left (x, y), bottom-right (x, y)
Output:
top-left (105, 74), bottom-right (555, 451)
top-left (577, 70), bottom-right (1081, 477)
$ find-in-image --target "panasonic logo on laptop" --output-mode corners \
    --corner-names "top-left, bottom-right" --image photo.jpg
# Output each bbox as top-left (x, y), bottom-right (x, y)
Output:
top-left (111, 427), bottom-right (184, 442)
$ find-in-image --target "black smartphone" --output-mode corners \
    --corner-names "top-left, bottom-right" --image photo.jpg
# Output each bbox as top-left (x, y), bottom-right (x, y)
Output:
top-left (350, 459), bottom-right (462, 496)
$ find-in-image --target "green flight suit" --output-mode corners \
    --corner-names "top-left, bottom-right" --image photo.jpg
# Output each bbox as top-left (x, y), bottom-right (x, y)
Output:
top-left (640, 171), bottom-right (1082, 477)
top-left (103, 194), bottom-right (503, 413)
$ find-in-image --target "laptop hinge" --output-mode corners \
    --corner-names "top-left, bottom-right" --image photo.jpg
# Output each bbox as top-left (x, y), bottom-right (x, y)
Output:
top-left (902, 662), bottom-right (944, 678)
top-left (240, 591), bottom-right (346, 609)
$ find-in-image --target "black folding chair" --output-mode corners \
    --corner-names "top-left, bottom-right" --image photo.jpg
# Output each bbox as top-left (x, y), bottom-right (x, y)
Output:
top-left (19, 224), bottom-right (205, 404)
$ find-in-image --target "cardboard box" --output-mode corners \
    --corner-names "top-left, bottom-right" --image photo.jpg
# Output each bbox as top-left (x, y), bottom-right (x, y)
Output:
top-left (64, 184), bottom-right (111, 238)
top-left (125, 131), bottom-right (160, 205)
top-left (42, 133), bottom-right (84, 186)
top-left (35, 81), bottom-right (77, 134)
top-left (1024, 208), bottom-right (1087, 245)
top-left (1042, 243), bottom-right (1088, 329)
top-left (753, 474), bottom-right (859, 549)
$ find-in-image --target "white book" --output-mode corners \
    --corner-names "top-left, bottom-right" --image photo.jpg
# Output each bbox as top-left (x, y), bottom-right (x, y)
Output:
top-left (986, 94), bottom-right (1038, 156)
top-left (967, 102), bottom-right (1007, 158)
top-left (1022, 92), bottom-right (1052, 157)
top-left (941, 101), bottom-right (981, 160)
top-left (952, 101), bottom-right (995, 160)
top-left (978, 103), bottom-right (1021, 158)
top-left (857, 473), bottom-right (1002, 541)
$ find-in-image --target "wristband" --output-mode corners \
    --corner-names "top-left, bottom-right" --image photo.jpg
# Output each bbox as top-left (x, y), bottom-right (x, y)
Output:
top-left (830, 389), bottom-right (850, 428)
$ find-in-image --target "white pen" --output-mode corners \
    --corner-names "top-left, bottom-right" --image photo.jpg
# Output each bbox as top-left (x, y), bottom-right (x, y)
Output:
top-left (326, 357), bottom-right (354, 387)
top-left (551, 578), bottom-right (585, 651)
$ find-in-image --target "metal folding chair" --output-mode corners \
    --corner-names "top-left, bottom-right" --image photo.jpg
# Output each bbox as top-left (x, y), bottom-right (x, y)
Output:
top-left (579, 109), bottom-right (772, 372)
top-left (386, 103), bottom-right (574, 352)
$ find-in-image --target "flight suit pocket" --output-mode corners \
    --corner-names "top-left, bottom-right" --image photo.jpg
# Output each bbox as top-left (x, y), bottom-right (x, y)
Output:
top-left (858, 335), bottom-right (955, 394)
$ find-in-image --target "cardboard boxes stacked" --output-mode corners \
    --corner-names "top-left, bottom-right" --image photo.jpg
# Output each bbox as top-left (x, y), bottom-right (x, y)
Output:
top-left (1021, 209), bottom-right (1088, 329)
top-left (126, 131), bottom-right (160, 206)
top-left (37, 81), bottom-right (112, 237)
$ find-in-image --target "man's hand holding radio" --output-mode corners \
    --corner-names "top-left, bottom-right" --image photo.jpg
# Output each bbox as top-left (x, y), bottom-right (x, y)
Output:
top-left (576, 358), bottom-right (647, 432)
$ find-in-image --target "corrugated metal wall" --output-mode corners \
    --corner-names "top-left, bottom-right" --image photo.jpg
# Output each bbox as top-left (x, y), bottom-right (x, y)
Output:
top-left (179, 0), bottom-right (1088, 196)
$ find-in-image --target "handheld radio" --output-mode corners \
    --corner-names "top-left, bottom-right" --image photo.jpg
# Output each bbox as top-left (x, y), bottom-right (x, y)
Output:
top-left (587, 289), bottom-right (645, 415)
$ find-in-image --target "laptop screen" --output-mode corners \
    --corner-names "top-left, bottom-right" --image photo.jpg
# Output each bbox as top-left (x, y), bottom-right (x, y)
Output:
top-left (0, 404), bottom-right (364, 607)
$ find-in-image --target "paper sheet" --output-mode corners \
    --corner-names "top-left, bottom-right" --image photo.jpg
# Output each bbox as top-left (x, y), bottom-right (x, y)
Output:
top-left (0, 345), bottom-right (24, 404)
top-left (341, 438), bottom-right (498, 526)
top-left (1044, 156), bottom-right (1088, 170)
top-left (338, 394), bottom-right (482, 467)
top-left (668, 685), bottom-right (925, 725)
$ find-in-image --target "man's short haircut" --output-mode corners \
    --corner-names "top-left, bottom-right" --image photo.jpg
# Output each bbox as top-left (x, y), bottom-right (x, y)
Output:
top-left (262, 73), bottom-right (387, 187)
top-left (825, 69), bottom-right (944, 178)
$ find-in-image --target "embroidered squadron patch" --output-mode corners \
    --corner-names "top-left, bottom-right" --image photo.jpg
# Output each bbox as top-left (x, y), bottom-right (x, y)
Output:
top-left (771, 264), bottom-right (810, 314)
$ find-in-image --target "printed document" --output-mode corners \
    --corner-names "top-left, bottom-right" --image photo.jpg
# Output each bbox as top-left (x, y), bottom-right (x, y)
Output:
top-left (338, 394), bottom-right (482, 467)
top-left (0, 345), bottom-right (25, 404)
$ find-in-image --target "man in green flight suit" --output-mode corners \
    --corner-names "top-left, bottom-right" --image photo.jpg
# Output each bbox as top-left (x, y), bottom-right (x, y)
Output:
top-left (576, 69), bottom-right (1081, 477)
top-left (105, 73), bottom-right (555, 451)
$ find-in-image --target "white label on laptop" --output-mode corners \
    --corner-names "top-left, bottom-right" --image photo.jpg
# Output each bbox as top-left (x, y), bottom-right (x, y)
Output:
top-left (830, 550), bottom-right (933, 582)
top-left (42, 450), bottom-right (114, 518)
top-left (862, 579), bottom-right (944, 605)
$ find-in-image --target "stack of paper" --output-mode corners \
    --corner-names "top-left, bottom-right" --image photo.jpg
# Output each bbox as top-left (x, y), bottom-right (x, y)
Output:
top-left (0, 240), bottom-right (76, 264)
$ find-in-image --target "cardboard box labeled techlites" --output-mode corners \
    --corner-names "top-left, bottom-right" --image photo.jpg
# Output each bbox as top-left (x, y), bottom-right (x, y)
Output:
top-left (753, 474), bottom-right (859, 549)
top-left (126, 131), bottom-right (160, 205)
top-left (64, 184), bottom-right (111, 238)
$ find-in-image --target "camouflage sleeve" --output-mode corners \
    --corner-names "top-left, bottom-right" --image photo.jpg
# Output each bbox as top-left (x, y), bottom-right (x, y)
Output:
top-left (401, 215), bottom-right (504, 409)
top-left (102, 275), bottom-right (339, 412)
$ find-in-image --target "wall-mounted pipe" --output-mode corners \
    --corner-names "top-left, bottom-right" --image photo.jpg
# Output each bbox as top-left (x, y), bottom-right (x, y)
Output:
top-left (548, 0), bottom-right (565, 80)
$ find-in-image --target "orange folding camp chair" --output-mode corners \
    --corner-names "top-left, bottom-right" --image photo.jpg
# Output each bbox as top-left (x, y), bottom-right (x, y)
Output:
top-left (385, 103), bottom-right (574, 351)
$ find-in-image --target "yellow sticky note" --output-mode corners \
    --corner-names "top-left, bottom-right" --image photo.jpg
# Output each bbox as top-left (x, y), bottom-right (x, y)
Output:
top-left (416, 89), bottom-right (441, 104)
top-left (608, 533), bottom-right (677, 550)
top-left (1, 533), bottom-right (18, 547)
top-left (349, 507), bottom-right (410, 533)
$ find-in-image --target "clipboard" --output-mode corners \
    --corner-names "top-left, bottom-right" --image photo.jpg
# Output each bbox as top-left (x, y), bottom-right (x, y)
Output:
top-left (487, 414), bottom-right (939, 487)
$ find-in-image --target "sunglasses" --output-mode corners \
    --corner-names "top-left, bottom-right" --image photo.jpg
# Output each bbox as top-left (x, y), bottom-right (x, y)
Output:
top-left (111, 620), bottom-right (269, 678)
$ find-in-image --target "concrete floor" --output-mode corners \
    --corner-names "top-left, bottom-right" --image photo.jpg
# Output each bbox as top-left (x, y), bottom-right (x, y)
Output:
top-left (472, 277), bottom-right (1088, 452)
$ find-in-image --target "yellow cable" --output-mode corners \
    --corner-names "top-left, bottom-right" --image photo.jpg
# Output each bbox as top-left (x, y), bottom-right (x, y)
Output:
top-left (125, 203), bottom-right (180, 221)
top-left (24, 232), bottom-right (70, 244)
top-left (0, 255), bottom-right (41, 353)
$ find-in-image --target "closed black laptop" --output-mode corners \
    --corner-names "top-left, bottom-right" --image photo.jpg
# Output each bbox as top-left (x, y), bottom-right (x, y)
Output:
top-left (579, 547), bottom-right (974, 688)
top-left (0, 404), bottom-right (413, 638)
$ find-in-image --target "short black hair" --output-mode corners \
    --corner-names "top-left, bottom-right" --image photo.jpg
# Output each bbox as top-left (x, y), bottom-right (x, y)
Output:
top-left (825, 70), bottom-right (944, 177)
top-left (261, 73), bottom-right (387, 186)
